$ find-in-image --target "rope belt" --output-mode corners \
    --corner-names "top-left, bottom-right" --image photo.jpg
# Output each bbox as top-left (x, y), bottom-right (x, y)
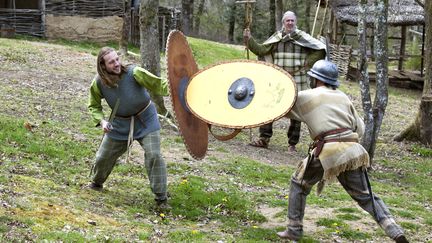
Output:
top-left (116, 100), bottom-right (152, 163)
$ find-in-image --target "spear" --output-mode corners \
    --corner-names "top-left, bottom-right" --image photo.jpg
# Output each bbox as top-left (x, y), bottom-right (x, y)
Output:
top-left (236, 0), bottom-right (256, 59)
top-left (236, 0), bottom-right (256, 141)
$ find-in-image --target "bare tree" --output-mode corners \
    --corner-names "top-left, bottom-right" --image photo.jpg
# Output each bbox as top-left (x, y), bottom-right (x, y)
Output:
top-left (284, 0), bottom-right (296, 10)
top-left (275, 0), bottom-right (283, 30)
top-left (227, 0), bottom-right (236, 43)
top-left (194, 0), bottom-right (205, 35)
top-left (357, 0), bottom-right (373, 161)
top-left (394, 1), bottom-right (432, 144)
top-left (119, 0), bottom-right (131, 56)
top-left (269, 0), bottom-right (276, 36)
top-left (139, 0), bottom-right (168, 115)
top-left (304, 0), bottom-right (311, 33)
top-left (181, 0), bottom-right (194, 35)
top-left (358, 0), bottom-right (389, 162)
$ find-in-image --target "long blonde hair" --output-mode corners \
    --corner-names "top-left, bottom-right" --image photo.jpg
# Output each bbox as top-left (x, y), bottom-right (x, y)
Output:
top-left (97, 47), bottom-right (127, 88)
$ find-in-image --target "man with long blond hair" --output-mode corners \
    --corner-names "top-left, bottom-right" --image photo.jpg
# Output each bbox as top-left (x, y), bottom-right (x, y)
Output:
top-left (87, 47), bottom-right (169, 208)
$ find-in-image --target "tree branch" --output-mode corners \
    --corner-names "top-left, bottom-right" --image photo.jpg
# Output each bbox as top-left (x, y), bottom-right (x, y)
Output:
top-left (414, 0), bottom-right (424, 8)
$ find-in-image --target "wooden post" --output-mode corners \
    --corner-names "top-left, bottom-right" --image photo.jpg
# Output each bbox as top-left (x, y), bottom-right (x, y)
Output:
top-left (39, 0), bottom-right (46, 37)
top-left (318, 0), bottom-right (328, 38)
top-left (161, 16), bottom-right (166, 52)
top-left (311, 0), bottom-right (321, 37)
top-left (331, 12), bottom-right (338, 44)
top-left (398, 26), bottom-right (406, 71)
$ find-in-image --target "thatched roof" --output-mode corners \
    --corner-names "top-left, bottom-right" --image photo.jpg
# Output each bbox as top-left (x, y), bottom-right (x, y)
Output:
top-left (328, 0), bottom-right (424, 26)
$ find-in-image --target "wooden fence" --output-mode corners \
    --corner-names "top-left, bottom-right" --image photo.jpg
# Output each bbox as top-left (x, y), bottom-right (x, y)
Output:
top-left (0, 0), bottom-right (180, 46)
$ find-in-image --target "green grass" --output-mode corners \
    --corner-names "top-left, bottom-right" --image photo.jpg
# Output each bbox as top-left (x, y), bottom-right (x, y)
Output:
top-left (167, 229), bottom-right (207, 241)
top-left (1, 36), bottom-right (431, 242)
top-left (187, 37), bottom-right (252, 67)
top-left (316, 218), bottom-right (371, 240)
top-left (206, 157), bottom-right (291, 187)
top-left (168, 175), bottom-right (266, 223)
top-left (240, 226), bottom-right (279, 242)
top-left (336, 213), bottom-right (361, 221)
top-left (411, 144), bottom-right (432, 157)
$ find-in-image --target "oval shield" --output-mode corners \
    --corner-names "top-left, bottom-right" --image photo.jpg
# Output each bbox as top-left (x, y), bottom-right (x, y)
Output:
top-left (186, 60), bottom-right (297, 129)
top-left (166, 30), bottom-right (208, 160)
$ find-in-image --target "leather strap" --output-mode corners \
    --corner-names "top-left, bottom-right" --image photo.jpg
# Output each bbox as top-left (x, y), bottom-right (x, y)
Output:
top-left (208, 124), bottom-right (241, 141)
top-left (115, 100), bottom-right (152, 120)
top-left (312, 128), bottom-right (357, 157)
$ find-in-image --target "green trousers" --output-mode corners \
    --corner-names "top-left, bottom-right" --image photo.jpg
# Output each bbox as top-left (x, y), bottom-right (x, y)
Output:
top-left (91, 130), bottom-right (167, 200)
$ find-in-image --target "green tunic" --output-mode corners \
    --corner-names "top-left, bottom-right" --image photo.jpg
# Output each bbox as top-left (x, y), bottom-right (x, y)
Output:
top-left (88, 66), bottom-right (168, 127)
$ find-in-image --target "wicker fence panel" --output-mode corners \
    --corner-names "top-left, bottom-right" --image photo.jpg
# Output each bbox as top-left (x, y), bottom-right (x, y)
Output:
top-left (45, 0), bottom-right (123, 17)
top-left (329, 43), bottom-right (352, 80)
top-left (0, 9), bottom-right (43, 36)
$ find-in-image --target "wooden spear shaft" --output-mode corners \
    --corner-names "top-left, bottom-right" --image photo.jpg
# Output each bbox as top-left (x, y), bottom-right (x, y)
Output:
top-left (236, 0), bottom-right (255, 60)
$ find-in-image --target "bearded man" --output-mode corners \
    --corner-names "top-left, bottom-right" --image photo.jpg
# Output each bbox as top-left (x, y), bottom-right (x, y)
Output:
top-left (244, 11), bottom-right (326, 152)
top-left (87, 47), bottom-right (168, 208)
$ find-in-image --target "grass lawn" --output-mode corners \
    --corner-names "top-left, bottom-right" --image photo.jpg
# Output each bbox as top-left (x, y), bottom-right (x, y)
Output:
top-left (0, 35), bottom-right (431, 242)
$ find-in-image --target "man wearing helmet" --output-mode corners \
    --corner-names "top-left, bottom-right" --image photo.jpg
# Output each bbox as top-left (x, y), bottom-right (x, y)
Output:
top-left (277, 60), bottom-right (408, 242)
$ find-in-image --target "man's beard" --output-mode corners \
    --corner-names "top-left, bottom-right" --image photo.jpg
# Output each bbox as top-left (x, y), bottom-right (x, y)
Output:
top-left (107, 68), bottom-right (120, 75)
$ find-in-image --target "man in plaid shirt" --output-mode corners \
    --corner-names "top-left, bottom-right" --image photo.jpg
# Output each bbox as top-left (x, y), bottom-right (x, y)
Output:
top-left (244, 11), bottom-right (326, 152)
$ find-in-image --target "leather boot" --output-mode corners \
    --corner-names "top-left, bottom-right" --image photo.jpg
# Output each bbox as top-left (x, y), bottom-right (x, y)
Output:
top-left (277, 230), bottom-right (300, 241)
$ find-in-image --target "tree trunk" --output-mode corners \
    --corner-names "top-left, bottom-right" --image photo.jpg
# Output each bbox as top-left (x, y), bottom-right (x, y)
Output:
top-left (419, 96), bottom-right (432, 144)
top-left (269, 0), bottom-right (276, 36)
top-left (139, 0), bottom-right (168, 116)
top-left (181, 0), bottom-right (194, 35)
top-left (227, 1), bottom-right (236, 43)
top-left (304, 0), bottom-right (311, 34)
top-left (193, 0), bottom-right (205, 36)
top-left (275, 0), bottom-right (283, 30)
top-left (367, 0), bottom-right (389, 162)
top-left (119, 0), bottom-right (131, 56)
top-left (358, 0), bottom-right (374, 162)
top-left (421, 0), bottom-right (432, 145)
top-left (284, 0), bottom-right (296, 11)
top-left (394, 0), bottom-right (431, 145)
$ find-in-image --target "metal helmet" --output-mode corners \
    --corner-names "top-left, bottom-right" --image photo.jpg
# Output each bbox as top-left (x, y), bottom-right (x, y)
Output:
top-left (307, 59), bottom-right (340, 87)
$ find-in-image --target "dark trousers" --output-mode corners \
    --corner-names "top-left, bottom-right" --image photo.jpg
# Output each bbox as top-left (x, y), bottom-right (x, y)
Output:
top-left (259, 119), bottom-right (301, 146)
top-left (286, 157), bottom-right (404, 240)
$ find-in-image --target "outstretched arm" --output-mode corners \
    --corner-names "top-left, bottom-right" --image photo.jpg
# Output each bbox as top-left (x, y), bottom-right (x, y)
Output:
top-left (243, 28), bottom-right (273, 56)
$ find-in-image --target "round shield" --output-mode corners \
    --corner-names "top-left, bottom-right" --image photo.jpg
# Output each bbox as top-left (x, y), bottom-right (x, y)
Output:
top-left (166, 30), bottom-right (208, 160)
top-left (186, 60), bottom-right (297, 129)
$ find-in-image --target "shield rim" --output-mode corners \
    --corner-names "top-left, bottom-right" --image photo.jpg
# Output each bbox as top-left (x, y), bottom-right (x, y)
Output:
top-left (185, 59), bottom-right (298, 129)
top-left (166, 30), bottom-right (209, 159)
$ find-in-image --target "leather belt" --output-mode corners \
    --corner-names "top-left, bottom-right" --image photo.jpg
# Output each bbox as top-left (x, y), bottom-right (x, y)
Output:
top-left (311, 128), bottom-right (358, 157)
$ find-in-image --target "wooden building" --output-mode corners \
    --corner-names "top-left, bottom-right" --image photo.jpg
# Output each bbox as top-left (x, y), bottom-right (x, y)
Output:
top-left (0, 0), bottom-right (180, 49)
top-left (321, 0), bottom-right (425, 89)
